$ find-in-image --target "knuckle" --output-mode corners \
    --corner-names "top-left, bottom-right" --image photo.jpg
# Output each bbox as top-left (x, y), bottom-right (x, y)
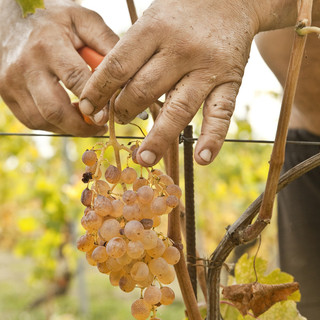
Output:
top-left (62, 67), bottom-right (86, 93)
top-left (106, 53), bottom-right (127, 81)
top-left (165, 99), bottom-right (194, 126)
top-left (41, 105), bottom-right (64, 124)
top-left (126, 83), bottom-right (151, 106)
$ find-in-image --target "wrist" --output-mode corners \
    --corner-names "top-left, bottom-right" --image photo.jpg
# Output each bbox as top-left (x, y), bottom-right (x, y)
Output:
top-left (254, 0), bottom-right (298, 32)
top-left (255, 0), bottom-right (320, 32)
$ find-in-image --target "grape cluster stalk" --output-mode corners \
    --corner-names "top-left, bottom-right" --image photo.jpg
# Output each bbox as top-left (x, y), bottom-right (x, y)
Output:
top-left (77, 101), bottom-right (181, 320)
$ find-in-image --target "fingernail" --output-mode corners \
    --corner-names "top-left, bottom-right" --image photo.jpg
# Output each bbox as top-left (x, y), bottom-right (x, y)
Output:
top-left (80, 99), bottom-right (94, 115)
top-left (140, 150), bottom-right (156, 166)
top-left (93, 110), bottom-right (105, 124)
top-left (199, 149), bottom-right (212, 162)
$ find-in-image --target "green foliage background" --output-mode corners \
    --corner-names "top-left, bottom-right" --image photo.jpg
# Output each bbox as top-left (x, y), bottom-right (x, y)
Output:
top-left (0, 96), bottom-right (291, 319)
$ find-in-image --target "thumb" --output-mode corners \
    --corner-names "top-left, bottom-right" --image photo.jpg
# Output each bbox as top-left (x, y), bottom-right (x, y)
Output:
top-left (73, 7), bottom-right (119, 55)
top-left (194, 82), bottom-right (240, 165)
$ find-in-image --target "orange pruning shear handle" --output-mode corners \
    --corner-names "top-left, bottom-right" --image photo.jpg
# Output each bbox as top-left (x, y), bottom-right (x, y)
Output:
top-left (73, 46), bottom-right (104, 124)
top-left (78, 46), bottom-right (104, 70)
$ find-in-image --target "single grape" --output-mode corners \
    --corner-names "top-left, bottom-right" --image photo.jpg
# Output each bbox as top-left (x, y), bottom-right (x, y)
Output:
top-left (151, 197), bottom-right (167, 215)
top-left (135, 270), bottom-right (154, 288)
top-left (93, 167), bottom-right (102, 179)
top-left (93, 180), bottom-right (110, 197)
top-left (82, 150), bottom-right (97, 166)
top-left (85, 247), bottom-right (98, 266)
top-left (162, 246), bottom-right (181, 265)
top-left (166, 184), bottom-right (182, 198)
top-left (109, 269), bottom-right (124, 286)
top-left (140, 218), bottom-right (153, 230)
top-left (99, 219), bottom-right (121, 241)
top-left (147, 238), bottom-right (166, 258)
top-left (144, 285), bottom-right (162, 305)
top-left (121, 167), bottom-right (137, 184)
top-left (105, 165), bottom-right (121, 184)
top-left (130, 145), bottom-right (140, 164)
top-left (123, 203), bottom-right (141, 221)
top-left (166, 195), bottom-right (179, 208)
top-left (116, 252), bottom-right (132, 266)
top-left (81, 210), bottom-right (103, 232)
top-left (139, 204), bottom-right (154, 219)
top-left (133, 177), bottom-right (148, 191)
top-left (94, 194), bottom-right (113, 217)
top-left (159, 174), bottom-right (174, 186)
top-left (131, 299), bottom-right (151, 320)
top-left (85, 162), bottom-right (97, 174)
top-left (127, 240), bottom-right (145, 259)
top-left (124, 220), bottom-right (144, 241)
top-left (152, 215), bottom-right (161, 228)
top-left (123, 259), bottom-right (138, 274)
top-left (119, 274), bottom-right (136, 293)
top-left (106, 237), bottom-right (127, 258)
top-left (137, 186), bottom-right (154, 205)
top-left (160, 287), bottom-right (175, 305)
top-left (105, 257), bottom-right (123, 272)
top-left (157, 265), bottom-right (175, 284)
top-left (130, 261), bottom-right (149, 282)
top-left (81, 187), bottom-right (93, 207)
top-left (148, 257), bottom-right (169, 277)
top-left (149, 169), bottom-right (163, 178)
top-left (122, 190), bottom-right (137, 205)
top-left (97, 261), bottom-right (112, 274)
top-left (77, 233), bottom-right (95, 252)
top-left (111, 199), bottom-right (124, 218)
top-left (91, 245), bottom-right (108, 263)
top-left (141, 229), bottom-right (158, 250)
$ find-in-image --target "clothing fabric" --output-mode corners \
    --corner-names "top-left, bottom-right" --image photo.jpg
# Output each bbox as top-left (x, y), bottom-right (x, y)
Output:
top-left (277, 129), bottom-right (320, 320)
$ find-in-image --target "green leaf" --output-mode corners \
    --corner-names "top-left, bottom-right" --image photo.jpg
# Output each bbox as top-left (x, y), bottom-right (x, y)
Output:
top-left (16, 0), bottom-right (45, 17)
top-left (235, 253), bottom-right (268, 284)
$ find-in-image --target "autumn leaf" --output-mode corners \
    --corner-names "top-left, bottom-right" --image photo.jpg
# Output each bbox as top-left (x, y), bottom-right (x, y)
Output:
top-left (222, 281), bottom-right (299, 317)
top-left (16, 0), bottom-right (45, 17)
top-left (220, 254), bottom-right (304, 319)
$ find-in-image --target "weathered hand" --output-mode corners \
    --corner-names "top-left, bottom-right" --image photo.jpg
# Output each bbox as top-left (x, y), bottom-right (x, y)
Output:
top-left (80, 0), bottom-right (298, 165)
top-left (0, 0), bottom-right (118, 136)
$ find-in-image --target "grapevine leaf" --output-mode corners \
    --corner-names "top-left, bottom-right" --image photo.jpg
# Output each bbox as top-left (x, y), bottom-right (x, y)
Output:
top-left (222, 281), bottom-right (299, 317)
top-left (221, 254), bottom-right (303, 319)
top-left (16, 0), bottom-right (45, 17)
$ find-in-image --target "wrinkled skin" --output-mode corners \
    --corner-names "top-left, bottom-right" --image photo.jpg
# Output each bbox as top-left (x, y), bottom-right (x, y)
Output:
top-left (3, 0), bottom-right (314, 164)
top-left (80, 0), bottom-right (299, 166)
top-left (0, 0), bottom-right (118, 136)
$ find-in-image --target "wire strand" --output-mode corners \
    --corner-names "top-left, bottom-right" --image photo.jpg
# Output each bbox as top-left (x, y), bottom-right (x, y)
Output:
top-left (0, 132), bottom-right (320, 145)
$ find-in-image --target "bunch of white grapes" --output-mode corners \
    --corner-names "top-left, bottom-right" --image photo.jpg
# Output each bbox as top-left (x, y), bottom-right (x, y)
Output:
top-left (77, 148), bottom-right (181, 320)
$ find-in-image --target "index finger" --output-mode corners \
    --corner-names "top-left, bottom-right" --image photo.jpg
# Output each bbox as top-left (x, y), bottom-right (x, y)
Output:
top-left (136, 73), bottom-right (214, 166)
top-left (79, 19), bottom-right (161, 116)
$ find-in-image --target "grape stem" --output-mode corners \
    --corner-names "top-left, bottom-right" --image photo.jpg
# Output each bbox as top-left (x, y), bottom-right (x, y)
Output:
top-left (109, 90), bottom-right (122, 172)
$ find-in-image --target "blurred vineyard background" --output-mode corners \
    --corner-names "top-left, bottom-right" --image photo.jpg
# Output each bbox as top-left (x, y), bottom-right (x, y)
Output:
top-left (0, 93), bottom-right (281, 320)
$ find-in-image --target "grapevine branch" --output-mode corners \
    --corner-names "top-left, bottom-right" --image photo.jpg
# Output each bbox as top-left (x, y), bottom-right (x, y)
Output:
top-left (150, 104), bottom-right (208, 305)
top-left (241, 0), bottom-right (313, 243)
top-left (167, 139), bottom-right (202, 320)
top-left (207, 0), bottom-right (314, 318)
top-left (207, 151), bottom-right (320, 318)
